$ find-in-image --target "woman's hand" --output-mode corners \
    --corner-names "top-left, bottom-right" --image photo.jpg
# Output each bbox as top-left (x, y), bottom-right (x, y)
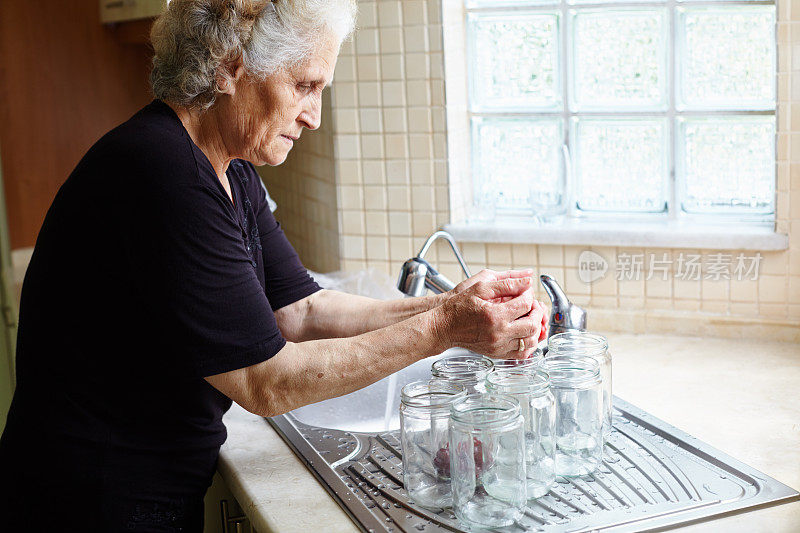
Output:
top-left (447, 268), bottom-right (550, 348)
top-left (450, 268), bottom-right (535, 299)
top-left (532, 298), bottom-right (550, 343)
top-left (432, 276), bottom-right (544, 359)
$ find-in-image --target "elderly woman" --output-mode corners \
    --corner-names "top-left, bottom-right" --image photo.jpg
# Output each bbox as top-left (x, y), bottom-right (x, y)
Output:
top-left (0, 0), bottom-right (546, 530)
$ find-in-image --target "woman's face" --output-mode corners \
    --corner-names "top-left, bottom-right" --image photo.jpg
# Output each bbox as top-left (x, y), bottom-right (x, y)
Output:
top-left (222, 37), bottom-right (340, 166)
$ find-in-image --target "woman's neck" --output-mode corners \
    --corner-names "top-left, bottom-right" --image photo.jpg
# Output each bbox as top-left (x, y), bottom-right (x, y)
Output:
top-left (167, 101), bottom-right (233, 181)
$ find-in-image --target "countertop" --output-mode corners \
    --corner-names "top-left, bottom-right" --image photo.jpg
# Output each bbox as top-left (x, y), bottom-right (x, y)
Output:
top-left (218, 333), bottom-right (800, 532)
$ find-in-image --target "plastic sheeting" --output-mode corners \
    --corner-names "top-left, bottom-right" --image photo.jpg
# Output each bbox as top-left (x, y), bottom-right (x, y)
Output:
top-left (308, 268), bottom-right (405, 301)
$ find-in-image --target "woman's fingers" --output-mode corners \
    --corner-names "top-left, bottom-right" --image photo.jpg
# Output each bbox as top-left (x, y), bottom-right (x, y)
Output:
top-left (496, 289), bottom-right (536, 321)
top-left (505, 308), bottom-right (543, 338)
top-left (471, 269), bottom-right (499, 283)
top-left (493, 269), bottom-right (534, 281)
top-left (500, 306), bottom-right (544, 359)
top-left (450, 269), bottom-right (498, 295)
top-left (532, 299), bottom-right (549, 341)
top-left (496, 336), bottom-right (540, 359)
top-left (476, 277), bottom-right (533, 301)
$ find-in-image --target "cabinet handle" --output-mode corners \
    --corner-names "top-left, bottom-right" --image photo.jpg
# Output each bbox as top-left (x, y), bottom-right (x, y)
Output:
top-left (220, 499), bottom-right (249, 533)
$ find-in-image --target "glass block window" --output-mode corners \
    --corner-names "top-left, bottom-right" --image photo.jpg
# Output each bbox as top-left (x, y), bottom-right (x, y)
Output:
top-left (679, 116), bottom-right (776, 213)
top-left (470, 13), bottom-right (561, 111)
top-left (464, 0), bottom-right (776, 222)
top-left (571, 10), bottom-right (667, 110)
top-left (573, 118), bottom-right (668, 212)
top-left (473, 118), bottom-right (564, 214)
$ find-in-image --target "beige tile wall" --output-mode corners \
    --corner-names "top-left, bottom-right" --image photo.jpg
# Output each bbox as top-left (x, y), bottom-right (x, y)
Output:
top-left (329, 0), bottom-right (451, 277)
top-left (257, 91), bottom-right (340, 273)
top-left (260, 0), bottom-right (800, 341)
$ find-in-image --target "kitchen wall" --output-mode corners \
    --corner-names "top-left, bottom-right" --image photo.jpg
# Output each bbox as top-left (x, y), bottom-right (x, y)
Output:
top-left (258, 91), bottom-right (340, 273)
top-left (266, 0), bottom-right (800, 341)
top-left (261, 0), bottom-right (450, 275)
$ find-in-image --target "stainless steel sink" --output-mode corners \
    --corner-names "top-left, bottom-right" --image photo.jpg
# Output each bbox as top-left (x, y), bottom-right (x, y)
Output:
top-left (269, 353), bottom-right (799, 532)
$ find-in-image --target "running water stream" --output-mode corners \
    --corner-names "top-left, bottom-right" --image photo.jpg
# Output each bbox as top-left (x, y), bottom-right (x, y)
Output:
top-left (382, 372), bottom-right (399, 431)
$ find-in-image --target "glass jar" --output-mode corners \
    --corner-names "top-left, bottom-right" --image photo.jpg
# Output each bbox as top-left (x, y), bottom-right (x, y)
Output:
top-left (400, 380), bottom-right (467, 509)
top-left (431, 354), bottom-right (494, 394)
top-left (490, 348), bottom-right (544, 373)
top-left (548, 331), bottom-right (612, 436)
top-left (449, 394), bottom-right (527, 529)
top-left (485, 370), bottom-right (555, 499)
top-left (541, 355), bottom-right (603, 477)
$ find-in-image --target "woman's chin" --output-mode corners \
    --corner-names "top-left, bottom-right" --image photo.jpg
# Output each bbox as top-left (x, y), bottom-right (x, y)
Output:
top-left (253, 148), bottom-right (290, 167)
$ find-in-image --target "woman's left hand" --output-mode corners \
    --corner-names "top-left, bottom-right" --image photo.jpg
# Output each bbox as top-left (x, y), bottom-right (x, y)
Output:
top-left (532, 298), bottom-right (549, 343)
top-left (443, 268), bottom-right (550, 354)
top-left (450, 268), bottom-right (535, 298)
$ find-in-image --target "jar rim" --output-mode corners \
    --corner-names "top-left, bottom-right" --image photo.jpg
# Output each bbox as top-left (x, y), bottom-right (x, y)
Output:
top-left (540, 355), bottom-right (601, 388)
top-left (401, 379), bottom-right (467, 409)
top-left (450, 393), bottom-right (521, 427)
top-left (485, 369), bottom-right (550, 395)
top-left (490, 350), bottom-right (543, 372)
top-left (548, 331), bottom-right (608, 357)
top-left (431, 354), bottom-right (494, 383)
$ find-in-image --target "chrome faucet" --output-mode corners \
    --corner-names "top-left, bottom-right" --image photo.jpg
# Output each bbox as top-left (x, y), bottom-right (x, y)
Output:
top-left (397, 232), bottom-right (587, 347)
top-left (397, 231), bottom-right (471, 296)
top-left (539, 274), bottom-right (587, 339)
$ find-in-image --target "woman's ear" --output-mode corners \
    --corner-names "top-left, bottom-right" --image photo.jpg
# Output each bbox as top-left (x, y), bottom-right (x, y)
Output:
top-left (216, 56), bottom-right (245, 96)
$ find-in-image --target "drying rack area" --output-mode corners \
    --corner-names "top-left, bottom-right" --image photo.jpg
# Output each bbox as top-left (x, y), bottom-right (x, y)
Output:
top-left (269, 397), bottom-right (799, 533)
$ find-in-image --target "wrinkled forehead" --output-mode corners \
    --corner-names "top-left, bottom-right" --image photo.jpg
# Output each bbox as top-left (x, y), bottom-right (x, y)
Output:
top-left (288, 35), bottom-right (341, 86)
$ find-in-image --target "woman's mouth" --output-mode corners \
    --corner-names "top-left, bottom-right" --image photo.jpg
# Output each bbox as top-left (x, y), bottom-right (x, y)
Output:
top-left (281, 135), bottom-right (296, 145)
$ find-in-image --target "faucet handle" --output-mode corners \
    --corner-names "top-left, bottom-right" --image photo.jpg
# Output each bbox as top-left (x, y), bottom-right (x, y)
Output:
top-left (539, 274), bottom-right (587, 338)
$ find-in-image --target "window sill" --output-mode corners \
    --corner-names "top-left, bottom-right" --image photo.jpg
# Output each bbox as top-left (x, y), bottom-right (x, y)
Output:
top-left (444, 219), bottom-right (788, 251)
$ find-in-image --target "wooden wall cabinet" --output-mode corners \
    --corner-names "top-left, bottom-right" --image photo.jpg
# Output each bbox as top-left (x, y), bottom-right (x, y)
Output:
top-left (0, 0), bottom-right (155, 249)
top-left (100, 0), bottom-right (166, 23)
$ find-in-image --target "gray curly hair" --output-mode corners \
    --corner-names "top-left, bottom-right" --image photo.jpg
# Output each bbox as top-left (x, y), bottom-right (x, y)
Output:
top-left (150, 0), bottom-right (357, 110)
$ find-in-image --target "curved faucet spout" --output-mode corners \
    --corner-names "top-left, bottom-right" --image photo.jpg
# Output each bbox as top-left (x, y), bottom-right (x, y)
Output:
top-left (540, 274), bottom-right (568, 308)
top-left (416, 230), bottom-right (471, 279)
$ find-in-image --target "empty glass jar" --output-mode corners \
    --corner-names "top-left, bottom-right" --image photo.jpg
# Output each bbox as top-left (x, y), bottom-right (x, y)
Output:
top-left (431, 354), bottom-right (494, 394)
top-left (449, 394), bottom-right (527, 529)
top-left (549, 331), bottom-right (612, 436)
top-left (400, 380), bottom-right (467, 509)
top-left (541, 355), bottom-right (603, 477)
top-left (485, 369), bottom-right (555, 499)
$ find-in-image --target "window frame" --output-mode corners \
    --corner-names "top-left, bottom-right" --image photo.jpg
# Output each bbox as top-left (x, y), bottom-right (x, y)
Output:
top-left (453, 0), bottom-right (778, 228)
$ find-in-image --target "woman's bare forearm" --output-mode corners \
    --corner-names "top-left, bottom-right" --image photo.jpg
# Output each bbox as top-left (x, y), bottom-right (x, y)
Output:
top-left (206, 276), bottom-right (541, 417)
top-left (216, 308), bottom-right (447, 416)
top-left (275, 289), bottom-right (445, 341)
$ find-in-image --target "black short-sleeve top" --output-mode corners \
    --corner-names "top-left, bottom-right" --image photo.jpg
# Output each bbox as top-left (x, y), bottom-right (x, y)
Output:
top-left (0, 100), bottom-right (320, 495)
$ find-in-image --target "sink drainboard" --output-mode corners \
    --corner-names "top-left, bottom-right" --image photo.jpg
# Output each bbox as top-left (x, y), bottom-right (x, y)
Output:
top-left (268, 397), bottom-right (798, 532)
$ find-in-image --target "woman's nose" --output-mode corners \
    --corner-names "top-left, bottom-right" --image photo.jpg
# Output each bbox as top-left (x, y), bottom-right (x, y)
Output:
top-left (299, 96), bottom-right (322, 130)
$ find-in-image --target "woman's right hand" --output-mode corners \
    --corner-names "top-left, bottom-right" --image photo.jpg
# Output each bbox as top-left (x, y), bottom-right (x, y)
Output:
top-left (432, 276), bottom-right (543, 359)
